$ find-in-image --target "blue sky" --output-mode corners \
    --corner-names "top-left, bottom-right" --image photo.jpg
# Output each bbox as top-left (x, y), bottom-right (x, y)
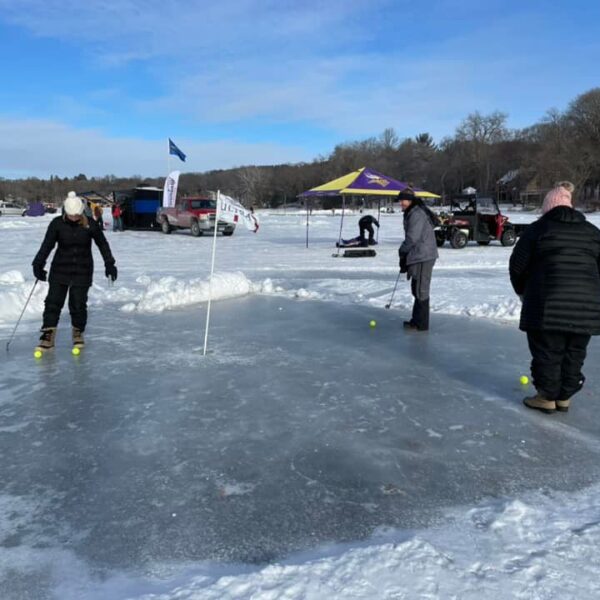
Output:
top-left (0, 0), bottom-right (598, 178)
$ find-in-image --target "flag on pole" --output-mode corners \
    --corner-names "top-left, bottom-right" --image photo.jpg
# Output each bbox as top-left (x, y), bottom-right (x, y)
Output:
top-left (217, 194), bottom-right (259, 232)
top-left (162, 171), bottom-right (180, 207)
top-left (168, 138), bottom-right (186, 162)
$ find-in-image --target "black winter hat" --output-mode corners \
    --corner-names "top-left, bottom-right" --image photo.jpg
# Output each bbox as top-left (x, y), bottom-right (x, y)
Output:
top-left (398, 189), bottom-right (416, 201)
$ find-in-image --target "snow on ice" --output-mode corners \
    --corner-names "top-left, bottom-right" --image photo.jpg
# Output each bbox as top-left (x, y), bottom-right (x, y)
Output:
top-left (2, 209), bottom-right (600, 599)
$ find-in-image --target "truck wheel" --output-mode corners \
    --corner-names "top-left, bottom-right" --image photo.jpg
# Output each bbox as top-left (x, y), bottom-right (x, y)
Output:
top-left (222, 230), bottom-right (234, 237)
top-left (501, 229), bottom-right (516, 247)
top-left (450, 230), bottom-right (468, 249)
top-left (190, 220), bottom-right (202, 237)
top-left (161, 219), bottom-right (172, 234)
top-left (477, 241), bottom-right (490, 246)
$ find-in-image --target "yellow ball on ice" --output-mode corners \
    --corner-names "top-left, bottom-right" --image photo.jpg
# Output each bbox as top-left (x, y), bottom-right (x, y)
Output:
top-left (72, 347), bottom-right (81, 356)
top-left (369, 320), bottom-right (377, 328)
top-left (520, 375), bottom-right (529, 385)
top-left (34, 350), bottom-right (42, 359)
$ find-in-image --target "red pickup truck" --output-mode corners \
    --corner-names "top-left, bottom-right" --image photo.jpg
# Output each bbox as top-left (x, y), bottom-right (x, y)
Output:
top-left (156, 196), bottom-right (235, 237)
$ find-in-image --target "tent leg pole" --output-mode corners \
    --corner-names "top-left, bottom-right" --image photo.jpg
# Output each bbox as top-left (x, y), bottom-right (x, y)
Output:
top-left (336, 196), bottom-right (345, 256)
top-left (306, 201), bottom-right (309, 248)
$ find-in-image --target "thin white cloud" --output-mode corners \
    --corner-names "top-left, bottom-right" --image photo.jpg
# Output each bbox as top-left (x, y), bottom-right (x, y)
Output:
top-left (142, 53), bottom-right (475, 138)
top-left (0, 116), bottom-right (312, 178)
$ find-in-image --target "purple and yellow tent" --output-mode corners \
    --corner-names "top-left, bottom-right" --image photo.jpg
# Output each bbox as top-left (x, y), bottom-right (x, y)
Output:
top-left (299, 167), bottom-right (440, 248)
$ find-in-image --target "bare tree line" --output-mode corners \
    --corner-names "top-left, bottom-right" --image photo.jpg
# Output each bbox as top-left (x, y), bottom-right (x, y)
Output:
top-left (2, 88), bottom-right (600, 208)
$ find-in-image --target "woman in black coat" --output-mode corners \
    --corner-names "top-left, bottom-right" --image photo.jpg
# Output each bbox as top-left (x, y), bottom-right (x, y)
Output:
top-left (32, 192), bottom-right (117, 352)
top-left (509, 183), bottom-right (600, 413)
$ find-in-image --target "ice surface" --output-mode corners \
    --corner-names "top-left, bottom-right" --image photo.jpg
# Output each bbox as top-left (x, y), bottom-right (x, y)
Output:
top-left (1, 296), bottom-right (600, 599)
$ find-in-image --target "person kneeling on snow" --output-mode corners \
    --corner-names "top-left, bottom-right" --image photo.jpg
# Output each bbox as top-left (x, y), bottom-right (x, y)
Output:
top-left (509, 182), bottom-right (600, 414)
top-left (358, 215), bottom-right (379, 246)
top-left (398, 190), bottom-right (439, 332)
top-left (32, 191), bottom-right (118, 352)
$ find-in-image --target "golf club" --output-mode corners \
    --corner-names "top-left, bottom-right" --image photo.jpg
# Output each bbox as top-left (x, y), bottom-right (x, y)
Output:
top-left (5, 279), bottom-right (38, 352)
top-left (385, 270), bottom-right (402, 309)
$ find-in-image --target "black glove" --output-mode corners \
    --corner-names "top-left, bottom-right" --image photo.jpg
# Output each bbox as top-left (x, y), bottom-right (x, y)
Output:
top-left (105, 264), bottom-right (118, 282)
top-left (33, 264), bottom-right (47, 282)
top-left (399, 255), bottom-right (408, 274)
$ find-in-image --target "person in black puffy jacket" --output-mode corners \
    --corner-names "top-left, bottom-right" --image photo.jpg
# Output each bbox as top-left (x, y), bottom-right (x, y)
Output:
top-left (32, 191), bottom-right (117, 351)
top-left (509, 183), bottom-right (600, 414)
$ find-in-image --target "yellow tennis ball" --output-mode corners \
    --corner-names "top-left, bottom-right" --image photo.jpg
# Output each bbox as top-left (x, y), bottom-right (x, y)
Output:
top-left (369, 320), bottom-right (377, 328)
top-left (520, 375), bottom-right (529, 385)
top-left (72, 347), bottom-right (81, 356)
top-left (34, 350), bottom-right (43, 359)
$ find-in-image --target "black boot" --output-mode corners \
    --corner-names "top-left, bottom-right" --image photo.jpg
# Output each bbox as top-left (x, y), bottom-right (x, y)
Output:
top-left (418, 298), bottom-right (430, 331)
top-left (410, 299), bottom-right (430, 332)
top-left (404, 299), bottom-right (419, 330)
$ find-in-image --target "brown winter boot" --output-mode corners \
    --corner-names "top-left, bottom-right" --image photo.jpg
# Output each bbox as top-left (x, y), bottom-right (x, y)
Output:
top-left (556, 399), bottom-right (570, 413)
top-left (72, 327), bottom-right (85, 348)
top-left (523, 394), bottom-right (556, 414)
top-left (36, 327), bottom-right (56, 351)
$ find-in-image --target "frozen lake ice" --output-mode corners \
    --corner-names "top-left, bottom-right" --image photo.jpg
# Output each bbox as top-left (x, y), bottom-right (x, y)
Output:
top-left (2, 295), bottom-right (600, 599)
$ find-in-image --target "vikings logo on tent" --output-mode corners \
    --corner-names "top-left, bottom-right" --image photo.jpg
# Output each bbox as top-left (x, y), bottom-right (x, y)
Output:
top-left (364, 173), bottom-right (390, 188)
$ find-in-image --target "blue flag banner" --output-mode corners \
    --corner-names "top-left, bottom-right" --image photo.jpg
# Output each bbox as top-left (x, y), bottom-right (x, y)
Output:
top-left (169, 138), bottom-right (186, 162)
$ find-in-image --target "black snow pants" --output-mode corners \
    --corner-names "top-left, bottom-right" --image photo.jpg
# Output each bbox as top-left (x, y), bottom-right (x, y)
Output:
top-left (408, 259), bottom-right (435, 331)
top-left (359, 222), bottom-right (375, 246)
top-left (43, 282), bottom-right (90, 331)
top-left (527, 330), bottom-right (591, 400)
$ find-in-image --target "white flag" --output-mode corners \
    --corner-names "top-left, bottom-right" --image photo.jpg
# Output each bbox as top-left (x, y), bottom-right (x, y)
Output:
top-left (162, 170), bottom-right (180, 208)
top-left (218, 194), bottom-right (259, 232)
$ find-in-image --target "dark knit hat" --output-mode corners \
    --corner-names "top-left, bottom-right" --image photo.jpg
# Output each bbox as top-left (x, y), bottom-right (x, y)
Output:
top-left (398, 189), bottom-right (416, 201)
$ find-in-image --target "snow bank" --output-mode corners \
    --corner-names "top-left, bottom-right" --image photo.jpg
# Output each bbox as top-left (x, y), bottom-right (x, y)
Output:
top-left (0, 270), bottom-right (46, 326)
top-left (120, 272), bottom-right (263, 314)
top-left (436, 297), bottom-right (522, 322)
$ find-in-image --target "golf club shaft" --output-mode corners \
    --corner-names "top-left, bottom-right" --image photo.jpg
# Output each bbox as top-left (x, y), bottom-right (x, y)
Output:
top-left (6, 279), bottom-right (38, 352)
top-left (386, 270), bottom-right (402, 308)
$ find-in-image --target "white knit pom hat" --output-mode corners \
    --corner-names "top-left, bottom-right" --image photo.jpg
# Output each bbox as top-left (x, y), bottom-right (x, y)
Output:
top-left (64, 191), bottom-right (84, 216)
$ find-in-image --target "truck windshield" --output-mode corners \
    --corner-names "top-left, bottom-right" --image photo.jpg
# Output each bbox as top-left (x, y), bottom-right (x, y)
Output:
top-left (190, 200), bottom-right (216, 210)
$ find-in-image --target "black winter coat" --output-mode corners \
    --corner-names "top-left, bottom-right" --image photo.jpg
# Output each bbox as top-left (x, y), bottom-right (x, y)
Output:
top-left (509, 206), bottom-right (600, 334)
top-left (33, 216), bottom-right (116, 286)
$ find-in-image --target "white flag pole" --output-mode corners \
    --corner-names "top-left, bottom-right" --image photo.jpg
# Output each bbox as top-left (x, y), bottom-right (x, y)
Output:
top-left (167, 138), bottom-right (171, 176)
top-left (203, 190), bottom-right (221, 356)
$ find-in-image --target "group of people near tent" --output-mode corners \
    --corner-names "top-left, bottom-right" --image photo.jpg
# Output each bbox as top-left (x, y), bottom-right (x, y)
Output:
top-left (29, 182), bottom-right (600, 416)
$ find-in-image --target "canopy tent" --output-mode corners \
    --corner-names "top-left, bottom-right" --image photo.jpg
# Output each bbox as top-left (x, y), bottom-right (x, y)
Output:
top-left (299, 167), bottom-right (440, 249)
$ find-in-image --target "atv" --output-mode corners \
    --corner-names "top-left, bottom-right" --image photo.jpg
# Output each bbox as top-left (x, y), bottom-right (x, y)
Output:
top-left (435, 194), bottom-right (526, 249)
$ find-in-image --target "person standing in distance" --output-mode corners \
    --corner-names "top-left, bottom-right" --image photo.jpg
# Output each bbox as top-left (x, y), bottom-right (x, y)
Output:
top-left (398, 190), bottom-right (439, 331)
top-left (509, 182), bottom-right (600, 414)
top-left (32, 191), bottom-right (118, 352)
